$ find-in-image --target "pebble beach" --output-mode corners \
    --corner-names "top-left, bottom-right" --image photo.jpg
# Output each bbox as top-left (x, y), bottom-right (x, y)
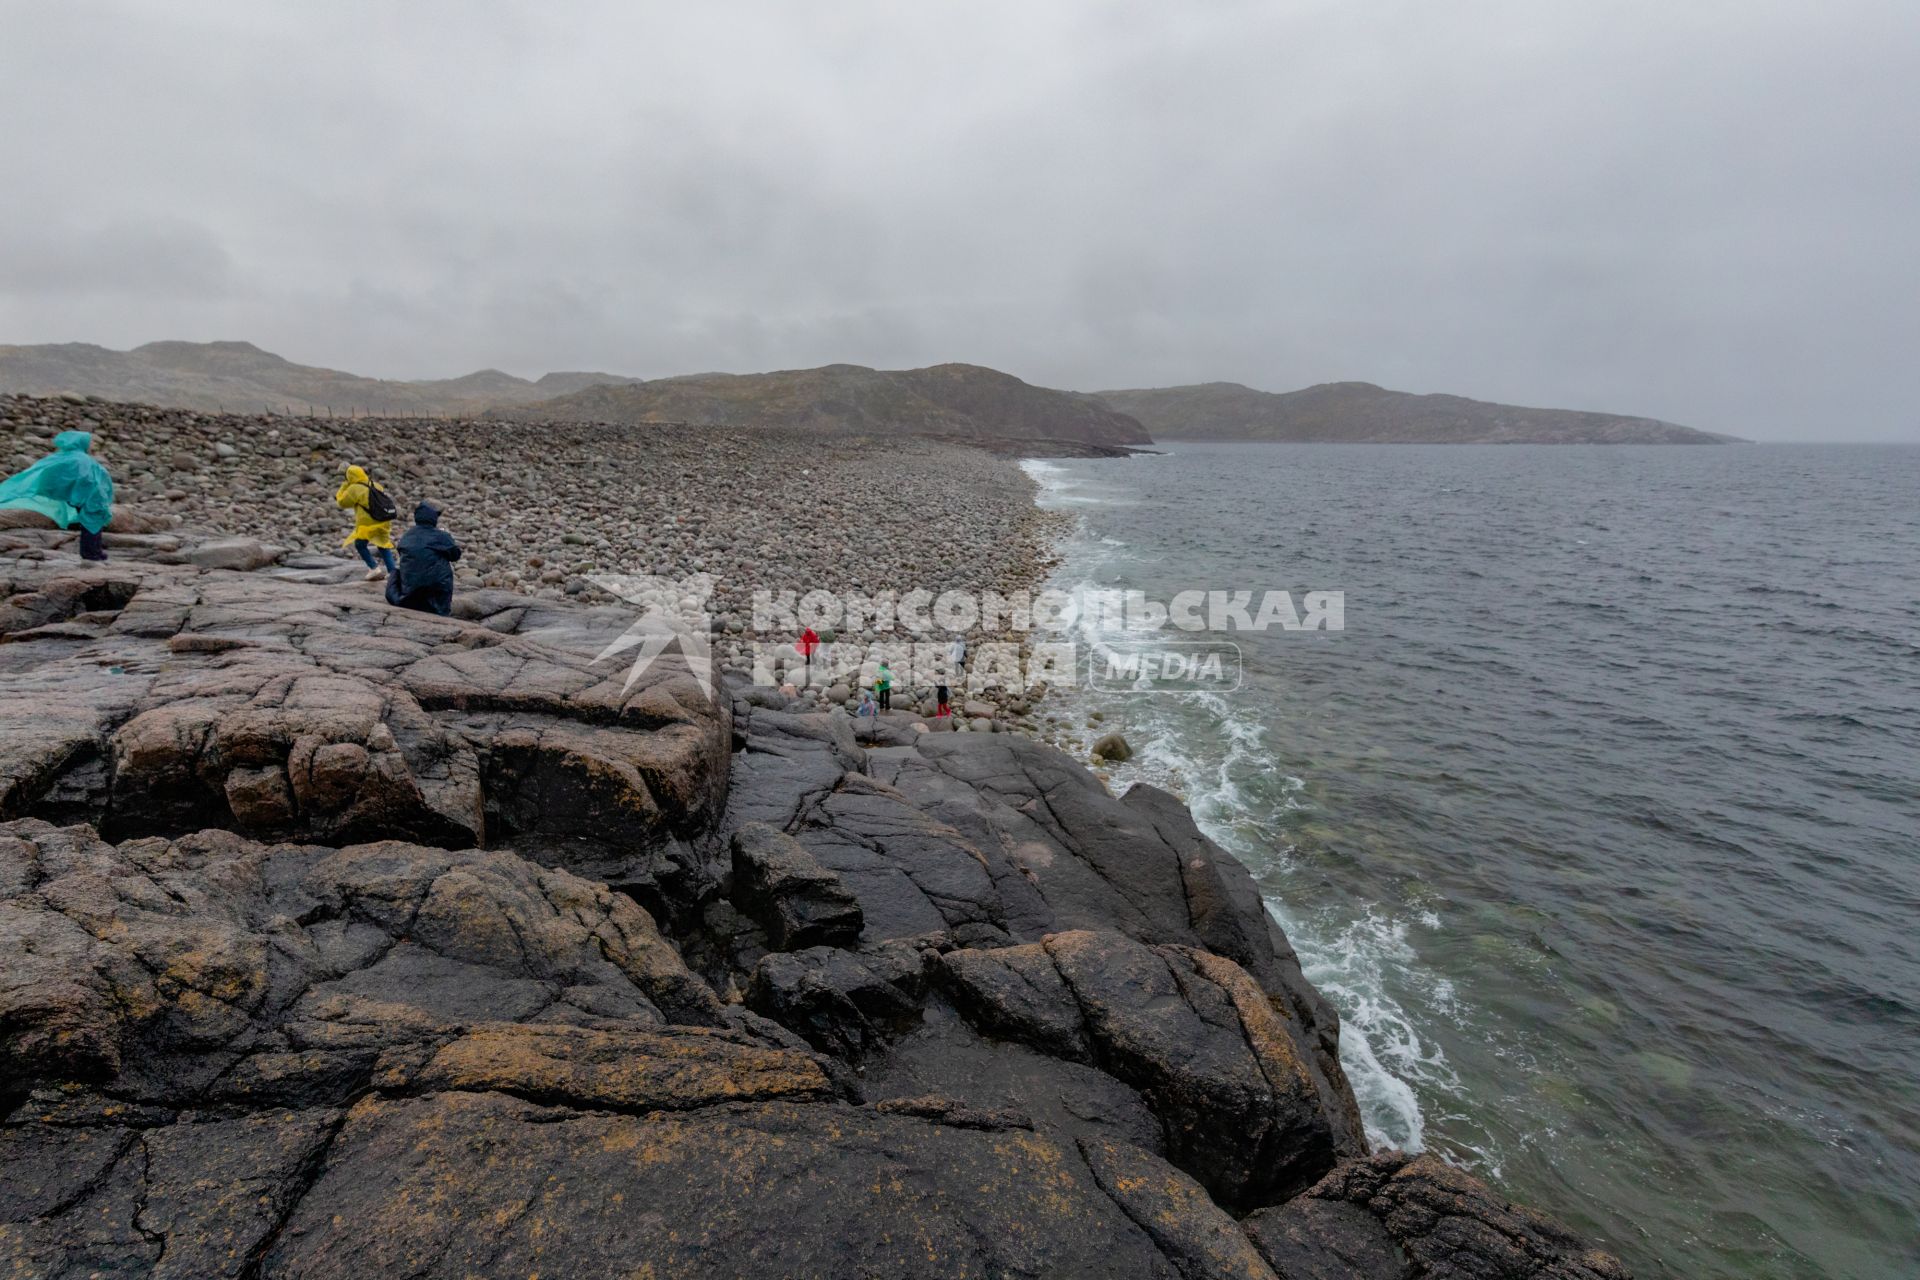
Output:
top-left (1, 392), bottom-right (1087, 736)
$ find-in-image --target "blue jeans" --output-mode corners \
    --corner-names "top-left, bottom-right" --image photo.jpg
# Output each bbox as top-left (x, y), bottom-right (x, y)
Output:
top-left (354, 540), bottom-right (396, 573)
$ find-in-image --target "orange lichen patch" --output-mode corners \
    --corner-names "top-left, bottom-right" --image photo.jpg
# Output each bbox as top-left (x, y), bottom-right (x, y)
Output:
top-left (251, 1092), bottom-right (1194, 1276)
top-left (406, 1022), bottom-right (831, 1115)
top-left (1185, 948), bottom-right (1316, 1099)
top-left (1077, 1136), bottom-right (1279, 1280)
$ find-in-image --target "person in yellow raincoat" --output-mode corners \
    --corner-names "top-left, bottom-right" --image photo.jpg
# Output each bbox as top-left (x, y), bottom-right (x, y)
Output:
top-left (335, 464), bottom-right (396, 580)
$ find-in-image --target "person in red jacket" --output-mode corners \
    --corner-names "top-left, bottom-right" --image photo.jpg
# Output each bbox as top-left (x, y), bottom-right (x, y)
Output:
top-left (797, 626), bottom-right (820, 684)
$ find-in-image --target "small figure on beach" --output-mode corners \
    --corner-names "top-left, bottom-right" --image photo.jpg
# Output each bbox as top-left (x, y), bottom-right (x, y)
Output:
top-left (949, 635), bottom-right (967, 683)
top-left (0, 430), bottom-right (115, 562)
top-left (874, 659), bottom-right (893, 711)
top-left (335, 464), bottom-right (397, 580)
top-left (935, 682), bottom-right (952, 717)
top-left (854, 688), bottom-right (879, 742)
top-left (798, 626), bottom-right (819, 684)
top-left (385, 501), bottom-right (462, 615)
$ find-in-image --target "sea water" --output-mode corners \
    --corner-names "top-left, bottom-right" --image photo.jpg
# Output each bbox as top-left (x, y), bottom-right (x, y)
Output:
top-left (1023, 443), bottom-right (1920, 1280)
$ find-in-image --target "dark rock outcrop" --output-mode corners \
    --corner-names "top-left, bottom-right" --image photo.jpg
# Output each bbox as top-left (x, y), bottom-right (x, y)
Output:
top-left (0, 820), bottom-right (818, 1277)
top-left (0, 532), bottom-right (1631, 1278)
top-left (1242, 1151), bottom-right (1634, 1279)
top-left (939, 929), bottom-right (1338, 1210)
top-left (0, 552), bottom-right (728, 918)
top-left (731, 821), bottom-right (863, 949)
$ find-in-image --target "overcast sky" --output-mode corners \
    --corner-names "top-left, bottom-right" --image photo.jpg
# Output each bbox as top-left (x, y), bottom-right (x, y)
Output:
top-left (2, 1), bottom-right (1916, 441)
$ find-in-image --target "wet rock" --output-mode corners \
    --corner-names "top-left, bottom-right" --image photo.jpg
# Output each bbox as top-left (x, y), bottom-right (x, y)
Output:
top-left (730, 821), bottom-right (863, 950)
top-left (1241, 1150), bottom-right (1633, 1280)
top-left (0, 821), bottom-right (725, 1098)
top-left (1091, 730), bottom-right (1134, 762)
top-left (790, 770), bottom-right (1021, 948)
top-left (747, 944), bottom-right (924, 1057)
top-left (940, 929), bottom-right (1340, 1210)
top-left (257, 1091), bottom-right (1269, 1280)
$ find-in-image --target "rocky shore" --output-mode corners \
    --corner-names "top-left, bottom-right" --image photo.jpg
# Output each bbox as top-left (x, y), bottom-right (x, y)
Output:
top-left (1, 397), bottom-right (1631, 1277)
top-left (4, 392), bottom-right (1074, 730)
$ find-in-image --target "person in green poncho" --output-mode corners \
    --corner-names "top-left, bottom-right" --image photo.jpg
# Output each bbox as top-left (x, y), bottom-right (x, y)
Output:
top-left (0, 431), bottom-right (115, 561)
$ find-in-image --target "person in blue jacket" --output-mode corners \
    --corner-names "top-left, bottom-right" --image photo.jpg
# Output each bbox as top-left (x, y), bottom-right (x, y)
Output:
top-left (0, 430), bottom-right (114, 561)
top-left (385, 501), bottom-right (462, 615)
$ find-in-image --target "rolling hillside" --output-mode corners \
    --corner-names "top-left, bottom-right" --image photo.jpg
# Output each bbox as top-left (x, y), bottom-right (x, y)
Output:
top-left (0, 340), bottom-right (638, 416)
top-left (1093, 381), bottom-right (1739, 444)
top-left (491, 362), bottom-right (1153, 448)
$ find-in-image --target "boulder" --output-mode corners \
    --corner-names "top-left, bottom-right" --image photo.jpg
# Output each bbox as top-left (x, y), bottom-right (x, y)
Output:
top-left (789, 771), bottom-right (1028, 949)
top-left (1242, 1151), bottom-right (1632, 1280)
top-left (1091, 730), bottom-right (1134, 762)
top-left (174, 536), bottom-right (282, 571)
top-left (730, 821), bottom-right (863, 949)
top-left (747, 944), bottom-right (925, 1058)
top-left (940, 930), bottom-right (1340, 1209)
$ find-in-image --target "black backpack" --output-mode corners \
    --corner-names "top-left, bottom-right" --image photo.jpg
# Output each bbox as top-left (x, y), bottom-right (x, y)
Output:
top-left (363, 476), bottom-right (398, 523)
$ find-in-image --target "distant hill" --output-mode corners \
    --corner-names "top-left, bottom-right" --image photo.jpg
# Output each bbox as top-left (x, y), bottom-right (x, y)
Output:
top-left (5, 341), bottom-right (1724, 446)
top-left (1092, 381), bottom-right (1741, 444)
top-left (0, 340), bottom-right (638, 417)
top-left (491, 362), bottom-right (1153, 448)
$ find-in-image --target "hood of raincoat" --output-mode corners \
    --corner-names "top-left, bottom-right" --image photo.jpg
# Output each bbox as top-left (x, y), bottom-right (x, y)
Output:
top-left (413, 502), bottom-right (441, 526)
top-left (344, 464), bottom-right (369, 485)
top-left (0, 431), bottom-right (115, 533)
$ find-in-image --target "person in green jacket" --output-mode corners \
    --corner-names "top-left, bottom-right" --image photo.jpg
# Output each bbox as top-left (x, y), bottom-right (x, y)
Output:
top-left (873, 659), bottom-right (894, 711)
top-left (0, 431), bottom-right (114, 561)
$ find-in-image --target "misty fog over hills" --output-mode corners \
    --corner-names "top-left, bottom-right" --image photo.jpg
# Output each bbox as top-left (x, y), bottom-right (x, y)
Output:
top-left (1, 339), bottom-right (1737, 445)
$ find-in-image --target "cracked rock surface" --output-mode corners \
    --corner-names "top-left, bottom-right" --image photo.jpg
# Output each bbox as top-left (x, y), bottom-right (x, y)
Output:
top-left (0, 531), bottom-right (1631, 1278)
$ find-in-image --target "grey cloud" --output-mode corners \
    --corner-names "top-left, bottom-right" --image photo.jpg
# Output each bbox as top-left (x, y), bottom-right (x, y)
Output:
top-left (0, 219), bottom-right (235, 299)
top-left (0, 0), bottom-right (1915, 440)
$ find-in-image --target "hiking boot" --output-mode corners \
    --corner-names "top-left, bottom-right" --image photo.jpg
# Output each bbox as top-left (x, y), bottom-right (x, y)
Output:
top-left (364, 568), bottom-right (387, 581)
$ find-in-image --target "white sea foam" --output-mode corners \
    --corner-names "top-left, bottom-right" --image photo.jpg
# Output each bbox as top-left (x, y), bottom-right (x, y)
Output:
top-left (1019, 458), bottom-right (1065, 490)
top-left (1027, 454), bottom-right (1462, 1159)
top-left (1067, 687), bottom-right (1451, 1159)
top-left (1077, 673), bottom-right (1457, 1154)
top-left (1019, 457), bottom-right (1101, 507)
top-left (1286, 907), bottom-right (1468, 1151)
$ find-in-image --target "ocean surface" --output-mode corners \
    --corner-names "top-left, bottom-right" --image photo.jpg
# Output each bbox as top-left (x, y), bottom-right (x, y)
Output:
top-left (1022, 443), bottom-right (1919, 1280)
